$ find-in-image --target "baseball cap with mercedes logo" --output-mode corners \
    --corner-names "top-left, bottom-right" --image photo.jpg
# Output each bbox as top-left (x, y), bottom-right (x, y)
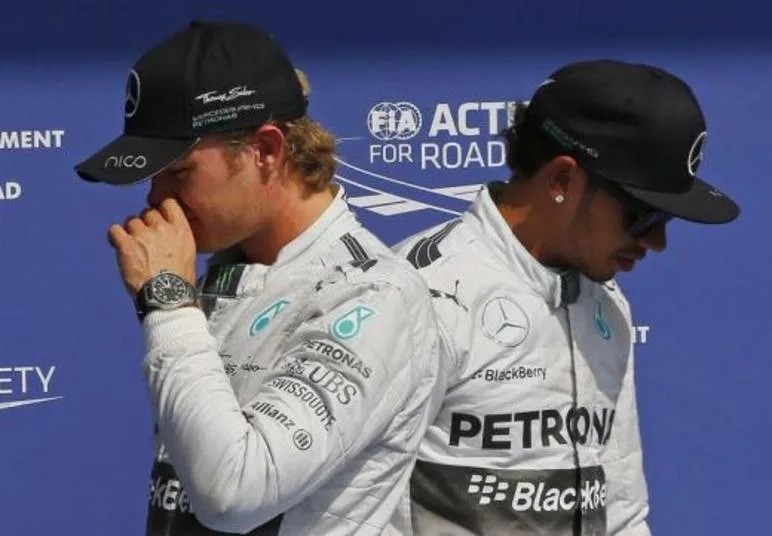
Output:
top-left (75, 20), bottom-right (307, 185)
top-left (524, 59), bottom-right (739, 224)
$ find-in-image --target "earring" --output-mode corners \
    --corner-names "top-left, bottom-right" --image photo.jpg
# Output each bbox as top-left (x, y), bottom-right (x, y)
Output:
top-left (555, 194), bottom-right (565, 204)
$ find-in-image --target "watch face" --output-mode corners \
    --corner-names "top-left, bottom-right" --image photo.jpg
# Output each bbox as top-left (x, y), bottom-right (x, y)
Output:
top-left (150, 273), bottom-right (189, 304)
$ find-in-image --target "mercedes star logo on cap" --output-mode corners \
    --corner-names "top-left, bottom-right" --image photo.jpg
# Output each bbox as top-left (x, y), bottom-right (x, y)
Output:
top-left (125, 69), bottom-right (141, 119)
top-left (687, 131), bottom-right (707, 177)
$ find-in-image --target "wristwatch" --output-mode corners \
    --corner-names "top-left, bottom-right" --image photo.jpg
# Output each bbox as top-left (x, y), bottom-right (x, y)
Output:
top-left (135, 270), bottom-right (198, 321)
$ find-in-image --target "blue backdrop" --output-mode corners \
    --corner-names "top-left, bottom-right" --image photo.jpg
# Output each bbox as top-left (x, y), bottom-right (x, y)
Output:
top-left (1, 1), bottom-right (770, 534)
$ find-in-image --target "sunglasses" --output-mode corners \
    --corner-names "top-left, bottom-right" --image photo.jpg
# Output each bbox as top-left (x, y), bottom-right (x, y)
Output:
top-left (591, 174), bottom-right (673, 238)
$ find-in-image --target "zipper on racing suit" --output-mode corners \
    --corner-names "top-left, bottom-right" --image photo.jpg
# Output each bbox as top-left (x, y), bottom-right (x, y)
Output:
top-left (561, 272), bottom-right (583, 536)
top-left (564, 305), bottom-right (583, 536)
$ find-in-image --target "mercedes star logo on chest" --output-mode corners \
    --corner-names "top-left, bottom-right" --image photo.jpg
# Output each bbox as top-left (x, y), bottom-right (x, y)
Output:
top-left (481, 297), bottom-right (530, 348)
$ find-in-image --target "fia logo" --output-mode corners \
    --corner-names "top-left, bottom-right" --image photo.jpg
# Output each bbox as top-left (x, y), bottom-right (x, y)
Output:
top-left (367, 102), bottom-right (422, 141)
top-left (249, 299), bottom-right (290, 336)
top-left (331, 306), bottom-right (376, 340)
top-left (594, 300), bottom-right (612, 341)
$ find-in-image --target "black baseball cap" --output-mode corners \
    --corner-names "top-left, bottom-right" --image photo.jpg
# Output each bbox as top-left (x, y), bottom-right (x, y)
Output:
top-left (75, 20), bottom-right (307, 185)
top-left (525, 59), bottom-right (739, 224)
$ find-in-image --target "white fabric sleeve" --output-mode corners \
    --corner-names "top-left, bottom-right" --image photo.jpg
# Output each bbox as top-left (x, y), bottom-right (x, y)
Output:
top-left (141, 278), bottom-right (436, 533)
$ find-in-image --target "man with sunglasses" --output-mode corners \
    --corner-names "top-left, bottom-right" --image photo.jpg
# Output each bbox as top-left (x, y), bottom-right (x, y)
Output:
top-left (394, 59), bottom-right (740, 535)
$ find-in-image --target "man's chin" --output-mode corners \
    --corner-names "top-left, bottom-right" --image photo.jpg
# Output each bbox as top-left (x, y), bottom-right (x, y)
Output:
top-left (582, 269), bottom-right (617, 284)
top-left (194, 242), bottom-right (217, 254)
top-left (197, 237), bottom-right (246, 261)
top-left (191, 233), bottom-right (218, 255)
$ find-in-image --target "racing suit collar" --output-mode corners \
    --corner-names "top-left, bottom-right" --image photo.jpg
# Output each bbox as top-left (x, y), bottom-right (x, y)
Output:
top-left (465, 182), bottom-right (580, 309)
top-left (272, 183), bottom-right (352, 269)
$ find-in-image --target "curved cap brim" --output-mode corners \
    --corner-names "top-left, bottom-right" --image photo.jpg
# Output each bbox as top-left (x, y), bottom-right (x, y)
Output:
top-left (74, 134), bottom-right (199, 185)
top-left (622, 177), bottom-right (740, 224)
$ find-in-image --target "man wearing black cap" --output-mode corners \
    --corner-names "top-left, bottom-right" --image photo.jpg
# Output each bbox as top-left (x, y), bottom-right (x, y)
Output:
top-left (395, 59), bottom-right (740, 535)
top-left (75, 21), bottom-right (446, 535)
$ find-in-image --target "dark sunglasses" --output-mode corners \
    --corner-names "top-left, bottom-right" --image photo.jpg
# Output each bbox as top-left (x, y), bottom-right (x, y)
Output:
top-left (591, 174), bottom-right (673, 238)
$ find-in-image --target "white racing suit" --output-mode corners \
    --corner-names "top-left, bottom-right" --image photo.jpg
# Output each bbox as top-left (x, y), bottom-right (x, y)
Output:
top-left (394, 183), bottom-right (651, 536)
top-left (142, 187), bottom-right (446, 535)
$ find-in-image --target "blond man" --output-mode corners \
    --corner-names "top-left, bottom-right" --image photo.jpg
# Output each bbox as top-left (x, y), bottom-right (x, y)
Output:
top-left (76, 20), bottom-right (446, 536)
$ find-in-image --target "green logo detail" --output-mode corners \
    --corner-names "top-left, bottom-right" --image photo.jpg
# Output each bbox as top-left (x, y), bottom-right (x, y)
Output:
top-left (331, 306), bottom-right (376, 340)
top-left (594, 300), bottom-right (612, 340)
top-left (215, 266), bottom-right (238, 293)
top-left (249, 299), bottom-right (290, 336)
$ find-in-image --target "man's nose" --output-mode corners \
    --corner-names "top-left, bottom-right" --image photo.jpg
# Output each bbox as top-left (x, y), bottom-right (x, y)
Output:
top-left (146, 175), bottom-right (174, 207)
top-left (637, 223), bottom-right (668, 252)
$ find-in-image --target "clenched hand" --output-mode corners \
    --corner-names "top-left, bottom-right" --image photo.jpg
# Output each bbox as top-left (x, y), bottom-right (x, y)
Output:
top-left (108, 198), bottom-right (197, 297)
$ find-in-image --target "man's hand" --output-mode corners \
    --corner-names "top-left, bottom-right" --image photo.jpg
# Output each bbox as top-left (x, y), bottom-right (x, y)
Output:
top-left (108, 198), bottom-right (197, 297)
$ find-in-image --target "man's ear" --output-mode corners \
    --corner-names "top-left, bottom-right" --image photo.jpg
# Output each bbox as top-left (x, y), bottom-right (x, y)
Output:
top-left (247, 124), bottom-right (286, 176)
top-left (542, 155), bottom-right (583, 203)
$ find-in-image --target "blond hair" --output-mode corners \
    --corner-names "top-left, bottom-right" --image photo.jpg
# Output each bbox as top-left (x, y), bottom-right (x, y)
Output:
top-left (225, 69), bottom-right (336, 191)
